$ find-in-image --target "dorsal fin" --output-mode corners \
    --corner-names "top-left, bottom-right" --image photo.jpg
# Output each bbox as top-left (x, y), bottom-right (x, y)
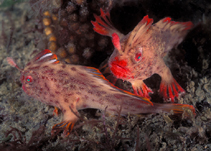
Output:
top-left (144, 17), bottom-right (193, 56)
top-left (91, 8), bottom-right (123, 39)
top-left (124, 15), bottom-right (153, 53)
top-left (156, 17), bottom-right (193, 31)
top-left (85, 66), bottom-right (153, 106)
top-left (26, 49), bottom-right (59, 66)
top-left (86, 67), bottom-right (107, 80)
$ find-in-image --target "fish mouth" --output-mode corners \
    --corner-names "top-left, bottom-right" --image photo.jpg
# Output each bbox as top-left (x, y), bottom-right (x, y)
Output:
top-left (112, 62), bottom-right (127, 71)
top-left (110, 62), bottom-right (130, 79)
top-left (22, 85), bottom-right (26, 92)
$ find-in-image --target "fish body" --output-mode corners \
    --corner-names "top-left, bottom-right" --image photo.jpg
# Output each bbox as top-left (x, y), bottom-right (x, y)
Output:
top-left (92, 9), bottom-right (193, 102)
top-left (7, 49), bottom-right (195, 136)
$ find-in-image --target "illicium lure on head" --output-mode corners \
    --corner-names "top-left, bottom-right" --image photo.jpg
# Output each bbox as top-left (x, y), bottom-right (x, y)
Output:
top-left (7, 49), bottom-right (195, 137)
top-left (92, 8), bottom-right (193, 102)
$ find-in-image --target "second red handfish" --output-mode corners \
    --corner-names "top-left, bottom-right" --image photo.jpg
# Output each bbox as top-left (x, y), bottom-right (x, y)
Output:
top-left (92, 9), bottom-right (193, 102)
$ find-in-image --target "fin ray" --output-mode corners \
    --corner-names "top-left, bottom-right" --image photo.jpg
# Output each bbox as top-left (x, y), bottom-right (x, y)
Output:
top-left (91, 8), bottom-right (123, 38)
top-left (124, 15), bottom-right (153, 53)
top-left (86, 66), bottom-right (153, 105)
top-left (149, 17), bottom-right (193, 56)
top-left (27, 49), bottom-right (60, 66)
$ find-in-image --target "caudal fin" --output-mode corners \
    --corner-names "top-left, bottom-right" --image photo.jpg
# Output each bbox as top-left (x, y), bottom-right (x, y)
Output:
top-left (153, 103), bottom-right (196, 117)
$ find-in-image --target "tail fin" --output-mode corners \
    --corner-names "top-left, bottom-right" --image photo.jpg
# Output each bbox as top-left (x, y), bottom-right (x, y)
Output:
top-left (153, 103), bottom-right (196, 117)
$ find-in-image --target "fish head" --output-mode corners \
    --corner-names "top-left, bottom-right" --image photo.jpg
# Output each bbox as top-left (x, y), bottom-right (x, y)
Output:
top-left (108, 43), bottom-right (144, 80)
top-left (7, 49), bottom-right (59, 98)
top-left (7, 57), bottom-right (44, 98)
top-left (20, 67), bottom-right (40, 96)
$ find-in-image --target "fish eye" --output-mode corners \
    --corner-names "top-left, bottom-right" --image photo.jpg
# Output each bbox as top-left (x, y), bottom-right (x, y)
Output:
top-left (135, 52), bottom-right (142, 61)
top-left (26, 76), bottom-right (33, 83)
top-left (134, 46), bottom-right (143, 62)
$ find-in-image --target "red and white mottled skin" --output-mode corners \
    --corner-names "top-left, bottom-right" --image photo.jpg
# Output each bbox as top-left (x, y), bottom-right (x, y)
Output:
top-left (7, 49), bottom-right (195, 136)
top-left (92, 9), bottom-right (193, 102)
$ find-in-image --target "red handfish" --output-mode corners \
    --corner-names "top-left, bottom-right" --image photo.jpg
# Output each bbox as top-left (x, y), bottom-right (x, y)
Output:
top-left (7, 49), bottom-right (195, 136)
top-left (92, 9), bottom-right (193, 102)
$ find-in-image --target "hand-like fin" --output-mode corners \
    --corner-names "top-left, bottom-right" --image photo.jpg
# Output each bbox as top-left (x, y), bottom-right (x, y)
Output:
top-left (53, 107), bottom-right (59, 116)
top-left (51, 121), bottom-right (75, 137)
top-left (132, 81), bottom-right (153, 99)
top-left (159, 78), bottom-right (185, 102)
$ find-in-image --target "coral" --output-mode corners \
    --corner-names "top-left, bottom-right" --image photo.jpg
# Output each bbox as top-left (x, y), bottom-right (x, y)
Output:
top-left (37, 0), bottom-right (113, 66)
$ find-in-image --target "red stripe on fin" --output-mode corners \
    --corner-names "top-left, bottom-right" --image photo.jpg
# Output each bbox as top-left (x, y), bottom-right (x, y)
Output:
top-left (29, 49), bottom-right (59, 65)
top-left (161, 17), bottom-right (193, 31)
top-left (142, 15), bottom-right (154, 26)
top-left (91, 21), bottom-right (109, 35)
top-left (182, 21), bottom-right (193, 30)
top-left (121, 89), bottom-right (153, 106)
top-left (86, 66), bottom-right (107, 80)
top-left (125, 15), bottom-right (153, 52)
top-left (86, 66), bottom-right (153, 106)
top-left (33, 49), bottom-right (52, 61)
top-left (159, 78), bottom-right (185, 102)
top-left (91, 8), bottom-right (121, 37)
top-left (36, 53), bottom-right (59, 64)
top-left (154, 103), bottom-right (195, 117)
top-left (163, 17), bottom-right (171, 22)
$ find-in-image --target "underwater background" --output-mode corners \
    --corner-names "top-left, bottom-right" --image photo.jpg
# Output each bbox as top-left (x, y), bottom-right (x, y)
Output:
top-left (0, 0), bottom-right (211, 150)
